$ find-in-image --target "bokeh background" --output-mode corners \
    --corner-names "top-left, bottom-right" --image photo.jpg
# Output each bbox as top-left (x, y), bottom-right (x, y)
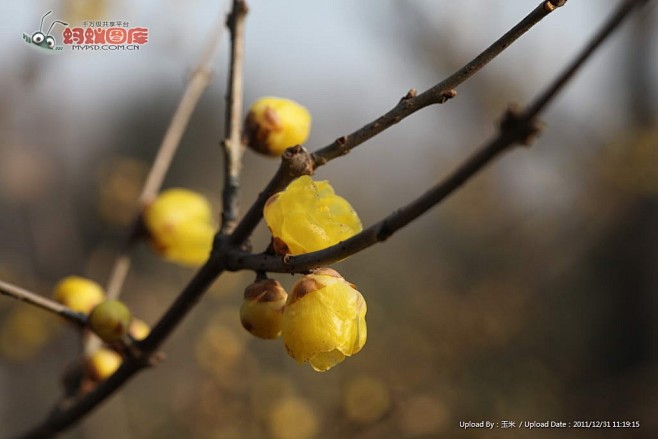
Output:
top-left (1, 0), bottom-right (657, 438)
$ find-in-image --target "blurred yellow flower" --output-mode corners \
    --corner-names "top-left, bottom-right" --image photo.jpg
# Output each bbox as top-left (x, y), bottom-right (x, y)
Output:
top-left (244, 96), bottom-right (311, 157)
top-left (87, 347), bottom-right (122, 381)
top-left (343, 376), bottom-right (391, 424)
top-left (52, 275), bottom-right (106, 315)
top-left (264, 176), bottom-right (362, 255)
top-left (268, 396), bottom-right (319, 439)
top-left (143, 188), bottom-right (215, 266)
top-left (0, 306), bottom-right (58, 362)
top-left (129, 318), bottom-right (151, 341)
top-left (282, 269), bottom-right (367, 372)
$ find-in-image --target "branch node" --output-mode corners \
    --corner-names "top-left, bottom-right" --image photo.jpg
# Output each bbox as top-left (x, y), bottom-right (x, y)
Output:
top-left (226, 0), bottom-right (249, 27)
top-left (376, 222), bottom-right (394, 242)
top-left (439, 89), bottom-right (458, 103)
top-left (329, 135), bottom-right (352, 156)
top-left (402, 88), bottom-right (417, 100)
top-left (544, 0), bottom-right (567, 12)
top-left (282, 145), bottom-right (315, 176)
top-left (500, 104), bottom-right (544, 146)
top-left (147, 351), bottom-right (167, 368)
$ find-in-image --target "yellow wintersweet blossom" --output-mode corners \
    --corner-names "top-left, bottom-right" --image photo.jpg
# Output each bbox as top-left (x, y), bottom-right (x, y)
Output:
top-left (244, 96), bottom-right (311, 157)
top-left (143, 188), bottom-right (215, 266)
top-left (264, 176), bottom-right (362, 255)
top-left (282, 268), bottom-right (367, 372)
top-left (53, 276), bottom-right (106, 315)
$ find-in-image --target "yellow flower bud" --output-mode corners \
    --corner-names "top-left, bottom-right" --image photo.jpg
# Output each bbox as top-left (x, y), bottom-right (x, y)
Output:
top-left (88, 300), bottom-right (132, 343)
top-left (129, 318), bottom-right (151, 341)
top-left (86, 348), bottom-right (122, 381)
top-left (244, 97), bottom-right (311, 157)
top-left (240, 279), bottom-right (288, 339)
top-left (282, 268), bottom-right (367, 372)
top-left (264, 176), bottom-right (362, 255)
top-left (143, 188), bottom-right (215, 266)
top-left (52, 276), bottom-right (105, 315)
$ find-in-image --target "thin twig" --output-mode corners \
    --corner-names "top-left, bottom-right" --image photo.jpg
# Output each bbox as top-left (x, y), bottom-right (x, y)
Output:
top-left (220, 0), bottom-right (249, 235)
top-left (311, 0), bottom-right (566, 166)
top-left (0, 279), bottom-right (86, 327)
top-left (105, 17), bottom-right (226, 300)
top-left (525, 0), bottom-right (650, 120)
top-left (225, 0), bottom-right (648, 274)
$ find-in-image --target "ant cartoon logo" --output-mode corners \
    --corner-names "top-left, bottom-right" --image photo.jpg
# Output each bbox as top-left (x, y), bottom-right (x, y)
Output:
top-left (23, 11), bottom-right (68, 52)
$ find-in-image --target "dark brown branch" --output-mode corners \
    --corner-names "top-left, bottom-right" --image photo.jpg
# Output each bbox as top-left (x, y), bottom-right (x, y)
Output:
top-left (220, 0), bottom-right (249, 234)
top-left (311, 0), bottom-right (565, 166)
top-left (138, 256), bottom-right (224, 353)
top-left (16, 360), bottom-right (145, 439)
top-left (0, 279), bottom-right (86, 327)
top-left (226, 0), bottom-right (648, 274)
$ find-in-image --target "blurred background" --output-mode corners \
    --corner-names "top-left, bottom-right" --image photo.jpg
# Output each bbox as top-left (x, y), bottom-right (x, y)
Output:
top-left (1, 0), bottom-right (657, 438)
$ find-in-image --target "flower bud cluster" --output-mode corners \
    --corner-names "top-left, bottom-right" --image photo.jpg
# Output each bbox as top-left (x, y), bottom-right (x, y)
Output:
top-left (240, 269), bottom-right (367, 372)
top-left (52, 276), bottom-right (150, 381)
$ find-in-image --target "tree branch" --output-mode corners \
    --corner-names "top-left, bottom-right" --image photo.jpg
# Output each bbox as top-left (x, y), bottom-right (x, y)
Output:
top-left (220, 0), bottom-right (249, 234)
top-left (524, 0), bottom-right (650, 121)
top-left (311, 0), bottom-right (566, 166)
top-left (225, 0), bottom-right (568, 246)
top-left (226, 110), bottom-right (539, 273)
top-left (225, 0), bottom-right (648, 274)
top-left (0, 279), bottom-right (86, 327)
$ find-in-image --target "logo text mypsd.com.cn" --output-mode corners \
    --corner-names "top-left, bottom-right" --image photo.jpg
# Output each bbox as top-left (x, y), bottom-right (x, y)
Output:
top-left (23, 11), bottom-right (148, 53)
